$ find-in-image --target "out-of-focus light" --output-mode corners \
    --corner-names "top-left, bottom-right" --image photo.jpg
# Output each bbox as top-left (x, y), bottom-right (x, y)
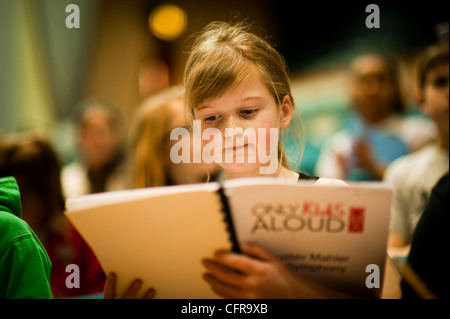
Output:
top-left (149, 4), bottom-right (187, 41)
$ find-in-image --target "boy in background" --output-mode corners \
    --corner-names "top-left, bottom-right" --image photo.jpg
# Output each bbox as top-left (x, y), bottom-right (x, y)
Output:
top-left (384, 43), bottom-right (449, 257)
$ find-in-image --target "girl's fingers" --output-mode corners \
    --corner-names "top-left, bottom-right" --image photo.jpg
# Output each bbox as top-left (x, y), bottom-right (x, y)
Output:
top-left (142, 288), bottom-right (156, 299)
top-left (203, 273), bottom-right (244, 299)
top-left (103, 272), bottom-right (117, 299)
top-left (211, 244), bottom-right (278, 275)
top-left (104, 272), bottom-right (155, 299)
top-left (202, 258), bottom-right (247, 287)
top-left (240, 244), bottom-right (279, 262)
top-left (121, 279), bottom-right (143, 299)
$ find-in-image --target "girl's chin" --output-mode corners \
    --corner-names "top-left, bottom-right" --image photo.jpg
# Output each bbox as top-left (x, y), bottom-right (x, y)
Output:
top-left (220, 162), bottom-right (263, 175)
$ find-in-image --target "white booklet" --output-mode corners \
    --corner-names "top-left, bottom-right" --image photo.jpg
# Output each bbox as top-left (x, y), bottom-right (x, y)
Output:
top-left (65, 177), bottom-right (392, 298)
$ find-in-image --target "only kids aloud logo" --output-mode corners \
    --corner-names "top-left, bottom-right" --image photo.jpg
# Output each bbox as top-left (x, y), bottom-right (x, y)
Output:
top-left (249, 201), bottom-right (366, 234)
top-left (169, 120), bottom-right (280, 174)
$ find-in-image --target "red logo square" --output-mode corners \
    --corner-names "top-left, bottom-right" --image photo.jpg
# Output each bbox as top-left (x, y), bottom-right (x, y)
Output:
top-left (348, 208), bottom-right (365, 233)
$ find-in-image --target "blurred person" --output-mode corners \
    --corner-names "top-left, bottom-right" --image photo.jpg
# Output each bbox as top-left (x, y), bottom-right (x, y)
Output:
top-left (0, 132), bottom-right (106, 298)
top-left (62, 98), bottom-right (128, 198)
top-left (104, 86), bottom-right (220, 298)
top-left (384, 43), bottom-right (449, 257)
top-left (138, 57), bottom-right (170, 100)
top-left (315, 53), bottom-right (436, 181)
top-left (0, 176), bottom-right (52, 299)
top-left (128, 85), bottom-right (220, 189)
top-left (401, 172), bottom-right (449, 299)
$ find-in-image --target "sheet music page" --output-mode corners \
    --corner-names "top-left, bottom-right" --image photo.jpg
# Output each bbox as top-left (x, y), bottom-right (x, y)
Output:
top-left (66, 184), bottom-right (230, 299)
top-left (224, 178), bottom-right (392, 298)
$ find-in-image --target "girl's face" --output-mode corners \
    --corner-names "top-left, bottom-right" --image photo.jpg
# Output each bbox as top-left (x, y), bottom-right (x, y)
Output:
top-left (194, 69), bottom-right (293, 178)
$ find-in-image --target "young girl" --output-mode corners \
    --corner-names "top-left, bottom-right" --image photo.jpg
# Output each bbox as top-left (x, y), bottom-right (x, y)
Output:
top-left (183, 21), bottom-right (362, 298)
top-left (105, 20), bottom-right (400, 299)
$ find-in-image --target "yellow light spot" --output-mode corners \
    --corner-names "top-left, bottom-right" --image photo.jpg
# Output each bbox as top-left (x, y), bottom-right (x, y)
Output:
top-left (149, 4), bottom-right (187, 41)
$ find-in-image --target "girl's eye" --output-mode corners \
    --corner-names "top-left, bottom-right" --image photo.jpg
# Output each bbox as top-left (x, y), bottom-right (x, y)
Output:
top-left (204, 115), bottom-right (219, 123)
top-left (240, 109), bottom-right (258, 117)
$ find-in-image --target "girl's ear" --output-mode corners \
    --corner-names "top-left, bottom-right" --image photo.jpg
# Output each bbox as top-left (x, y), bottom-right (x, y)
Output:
top-left (279, 95), bottom-right (293, 130)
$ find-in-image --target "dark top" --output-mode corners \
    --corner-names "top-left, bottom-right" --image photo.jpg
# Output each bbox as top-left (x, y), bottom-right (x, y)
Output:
top-left (298, 172), bottom-right (319, 181)
top-left (401, 172), bottom-right (449, 299)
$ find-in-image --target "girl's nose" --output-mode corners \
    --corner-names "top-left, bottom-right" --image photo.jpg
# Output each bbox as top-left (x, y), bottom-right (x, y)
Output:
top-left (223, 114), bottom-right (246, 132)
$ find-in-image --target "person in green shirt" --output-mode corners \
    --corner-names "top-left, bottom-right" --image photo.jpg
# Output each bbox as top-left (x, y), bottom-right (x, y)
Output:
top-left (0, 176), bottom-right (52, 299)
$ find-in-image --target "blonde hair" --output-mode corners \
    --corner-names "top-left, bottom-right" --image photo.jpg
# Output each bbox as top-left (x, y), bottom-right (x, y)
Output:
top-left (183, 20), bottom-right (304, 172)
top-left (129, 86), bottom-right (184, 187)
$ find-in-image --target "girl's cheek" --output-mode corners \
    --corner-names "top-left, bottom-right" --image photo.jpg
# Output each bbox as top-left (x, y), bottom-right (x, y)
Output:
top-left (200, 129), bottom-right (222, 147)
top-left (200, 129), bottom-right (224, 163)
top-left (254, 126), bottom-right (278, 157)
top-left (266, 130), bottom-right (277, 156)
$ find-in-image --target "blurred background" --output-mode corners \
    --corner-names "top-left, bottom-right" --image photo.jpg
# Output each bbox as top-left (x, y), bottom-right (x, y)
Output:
top-left (0, 0), bottom-right (448, 173)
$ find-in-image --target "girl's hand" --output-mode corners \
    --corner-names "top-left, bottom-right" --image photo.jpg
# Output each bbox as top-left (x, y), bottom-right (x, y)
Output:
top-left (202, 244), bottom-right (306, 299)
top-left (103, 272), bottom-right (156, 299)
top-left (202, 244), bottom-right (356, 299)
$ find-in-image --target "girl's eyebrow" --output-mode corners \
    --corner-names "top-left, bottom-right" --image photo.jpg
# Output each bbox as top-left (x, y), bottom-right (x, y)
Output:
top-left (196, 105), bottom-right (210, 112)
top-left (240, 96), bottom-right (265, 105)
top-left (196, 95), bottom-right (265, 112)
top-left (241, 96), bottom-right (263, 101)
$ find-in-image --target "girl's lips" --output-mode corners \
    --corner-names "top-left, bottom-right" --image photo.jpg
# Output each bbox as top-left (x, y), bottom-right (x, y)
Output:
top-left (224, 144), bottom-right (248, 151)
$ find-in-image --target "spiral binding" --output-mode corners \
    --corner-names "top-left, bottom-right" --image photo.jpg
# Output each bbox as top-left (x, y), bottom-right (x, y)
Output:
top-left (216, 183), bottom-right (241, 254)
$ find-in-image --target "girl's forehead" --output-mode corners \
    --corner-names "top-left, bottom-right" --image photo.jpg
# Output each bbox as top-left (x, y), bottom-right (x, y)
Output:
top-left (196, 72), bottom-right (272, 110)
